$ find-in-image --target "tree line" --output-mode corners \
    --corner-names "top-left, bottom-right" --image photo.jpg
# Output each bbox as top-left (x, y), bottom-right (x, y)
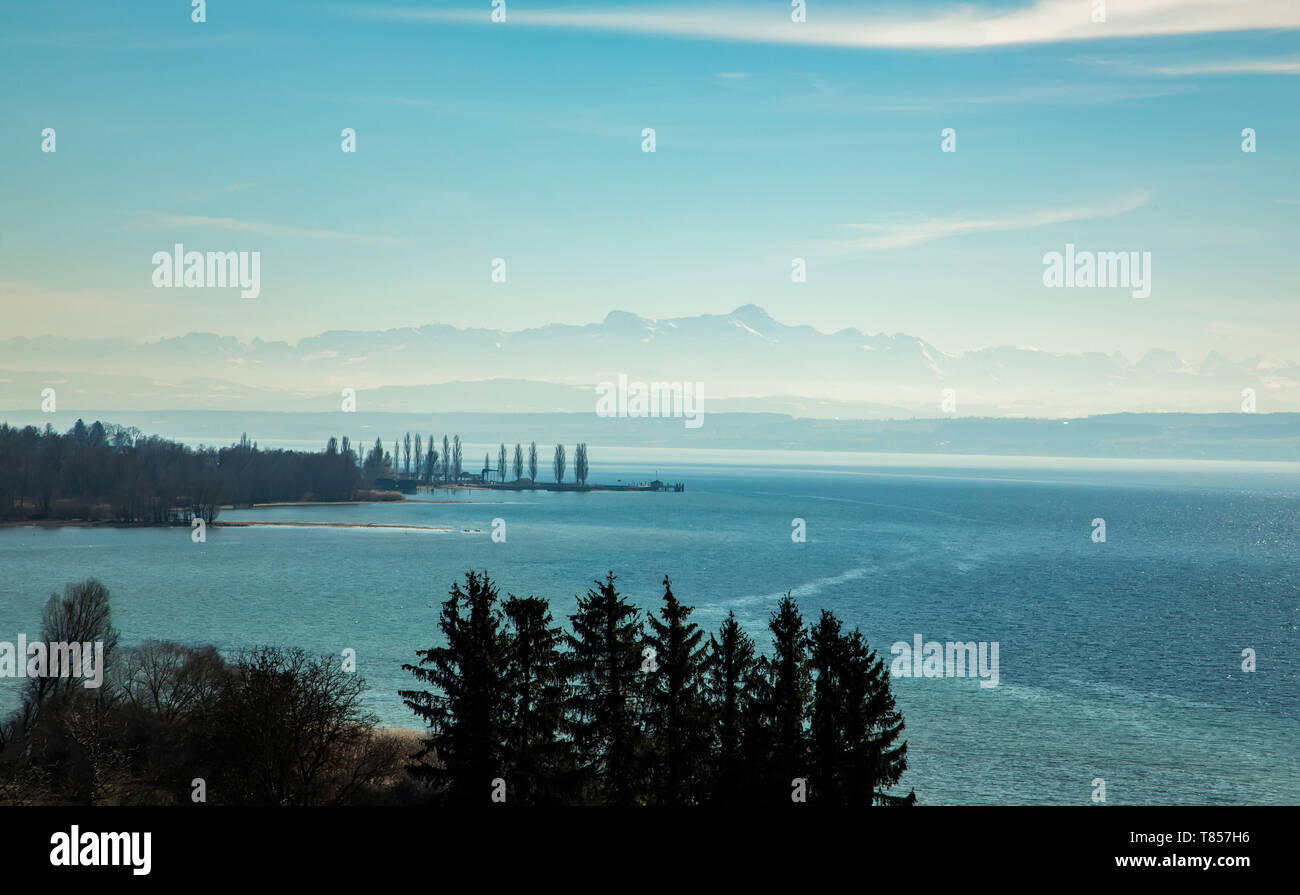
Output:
top-left (0, 574), bottom-right (915, 807)
top-left (403, 571), bottom-right (914, 806)
top-left (370, 433), bottom-right (590, 486)
top-left (0, 420), bottom-right (599, 523)
top-left (0, 421), bottom-right (369, 523)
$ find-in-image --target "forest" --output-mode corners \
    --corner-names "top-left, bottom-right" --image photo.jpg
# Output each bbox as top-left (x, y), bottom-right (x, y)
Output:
top-left (0, 420), bottom-right (597, 522)
top-left (0, 420), bottom-right (365, 523)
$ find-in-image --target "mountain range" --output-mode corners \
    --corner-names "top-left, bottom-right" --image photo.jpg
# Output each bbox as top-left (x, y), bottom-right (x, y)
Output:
top-left (2, 305), bottom-right (1297, 417)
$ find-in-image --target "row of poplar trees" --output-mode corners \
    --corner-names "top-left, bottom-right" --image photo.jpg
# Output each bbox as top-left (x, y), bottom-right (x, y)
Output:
top-left (401, 571), bottom-right (916, 806)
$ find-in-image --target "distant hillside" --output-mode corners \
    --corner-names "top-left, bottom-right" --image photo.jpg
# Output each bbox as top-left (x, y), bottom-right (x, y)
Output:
top-left (3, 410), bottom-right (1298, 462)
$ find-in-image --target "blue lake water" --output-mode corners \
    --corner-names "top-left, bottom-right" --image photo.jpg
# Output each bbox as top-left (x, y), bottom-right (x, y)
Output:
top-left (2, 453), bottom-right (1297, 805)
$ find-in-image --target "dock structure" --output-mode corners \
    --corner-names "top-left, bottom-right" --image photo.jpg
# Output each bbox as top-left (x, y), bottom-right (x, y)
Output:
top-left (401, 478), bottom-right (684, 494)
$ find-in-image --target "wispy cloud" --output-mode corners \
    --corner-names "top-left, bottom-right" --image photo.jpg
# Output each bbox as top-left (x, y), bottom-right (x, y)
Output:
top-left (349, 1), bottom-right (1300, 49)
top-left (134, 214), bottom-right (407, 245)
top-left (818, 192), bottom-right (1151, 252)
top-left (783, 82), bottom-right (1184, 114)
top-left (1084, 56), bottom-right (1300, 76)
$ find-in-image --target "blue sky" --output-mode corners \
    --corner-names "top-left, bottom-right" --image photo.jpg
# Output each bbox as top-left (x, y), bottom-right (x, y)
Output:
top-left (2, 0), bottom-right (1298, 362)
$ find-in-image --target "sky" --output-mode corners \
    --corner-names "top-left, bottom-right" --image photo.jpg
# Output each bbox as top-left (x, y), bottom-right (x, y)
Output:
top-left (1, 0), bottom-right (1298, 364)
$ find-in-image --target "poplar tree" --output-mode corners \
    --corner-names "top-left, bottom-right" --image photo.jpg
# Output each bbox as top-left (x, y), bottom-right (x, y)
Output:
top-left (574, 443), bottom-right (589, 485)
top-left (553, 444), bottom-right (566, 484)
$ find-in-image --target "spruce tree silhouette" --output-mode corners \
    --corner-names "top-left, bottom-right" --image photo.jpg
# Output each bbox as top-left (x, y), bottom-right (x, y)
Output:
top-left (564, 572), bottom-right (646, 805)
top-left (643, 575), bottom-right (709, 805)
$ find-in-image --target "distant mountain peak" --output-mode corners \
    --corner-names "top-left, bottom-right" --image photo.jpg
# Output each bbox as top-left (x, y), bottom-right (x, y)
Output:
top-left (730, 303), bottom-right (769, 318)
top-left (602, 309), bottom-right (649, 327)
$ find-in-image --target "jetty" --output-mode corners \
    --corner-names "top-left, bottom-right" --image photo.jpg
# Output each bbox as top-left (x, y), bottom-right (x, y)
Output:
top-left (417, 478), bottom-right (684, 494)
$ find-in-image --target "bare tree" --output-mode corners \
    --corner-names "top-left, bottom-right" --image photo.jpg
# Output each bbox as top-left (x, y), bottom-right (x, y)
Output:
top-left (118, 641), bottom-right (226, 724)
top-left (211, 647), bottom-right (389, 806)
top-left (21, 579), bottom-right (120, 721)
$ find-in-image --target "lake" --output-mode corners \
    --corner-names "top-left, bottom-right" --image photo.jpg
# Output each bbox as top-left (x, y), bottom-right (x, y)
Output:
top-left (2, 451), bottom-right (1297, 804)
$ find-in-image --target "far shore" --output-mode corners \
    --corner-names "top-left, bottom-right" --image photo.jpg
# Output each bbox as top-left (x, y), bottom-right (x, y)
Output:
top-left (223, 498), bottom-right (476, 507)
top-left (218, 521), bottom-right (475, 531)
top-left (0, 518), bottom-right (481, 532)
top-left (0, 496), bottom-right (486, 529)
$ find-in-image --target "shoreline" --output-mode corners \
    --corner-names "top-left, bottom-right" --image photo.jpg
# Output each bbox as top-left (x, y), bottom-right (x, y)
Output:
top-left (0, 519), bottom-right (480, 532)
top-left (217, 521), bottom-right (474, 531)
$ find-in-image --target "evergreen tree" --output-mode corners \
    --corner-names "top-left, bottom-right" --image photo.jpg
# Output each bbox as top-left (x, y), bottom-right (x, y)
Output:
top-left (642, 575), bottom-right (709, 804)
top-left (808, 609), bottom-right (850, 804)
top-left (441, 435), bottom-right (450, 481)
top-left (400, 571), bottom-right (508, 804)
top-left (564, 572), bottom-right (646, 805)
top-left (805, 611), bottom-right (915, 805)
top-left (747, 594), bottom-right (811, 803)
top-left (702, 610), bottom-right (757, 804)
top-left (513, 443), bottom-right (524, 482)
top-left (528, 441), bottom-right (538, 482)
top-left (497, 444), bottom-right (507, 483)
top-left (839, 626), bottom-right (915, 805)
top-left (501, 595), bottom-right (572, 804)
